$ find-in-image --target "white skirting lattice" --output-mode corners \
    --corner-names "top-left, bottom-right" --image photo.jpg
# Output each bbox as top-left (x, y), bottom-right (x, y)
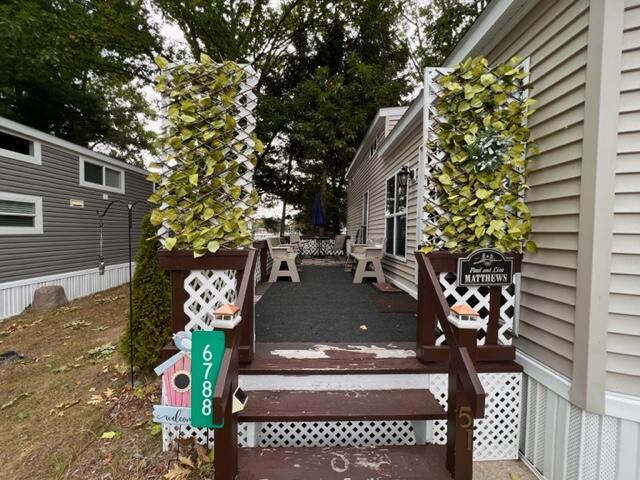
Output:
top-left (0, 262), bottom-right (133, 320)
top-left (428, 372), bottom-right (523, 460)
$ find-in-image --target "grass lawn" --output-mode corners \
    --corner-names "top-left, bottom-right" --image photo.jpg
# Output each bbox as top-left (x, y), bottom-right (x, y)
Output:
top-left (0, 285), bottom-right (173, 480)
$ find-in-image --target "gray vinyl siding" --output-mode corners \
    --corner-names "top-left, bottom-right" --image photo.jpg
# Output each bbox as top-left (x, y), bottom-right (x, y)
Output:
top-left (0, 144), bottom-right (151, 284)
top-left (607, 0), bottom-right (640, 396)
top-left (484, 0), bottom-right (590, 379)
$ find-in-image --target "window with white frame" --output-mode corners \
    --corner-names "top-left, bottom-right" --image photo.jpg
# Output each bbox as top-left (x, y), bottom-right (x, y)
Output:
top-left (80, 157), bottom-right (125, 193)
top-left (0, 192), bottom-right (43, 235)
top-left (361, 190), bottom-right (369, 243)
top-left (0, 129), bottom-right (42, 165)
top-left (384, 171), bottom-right (407, 258)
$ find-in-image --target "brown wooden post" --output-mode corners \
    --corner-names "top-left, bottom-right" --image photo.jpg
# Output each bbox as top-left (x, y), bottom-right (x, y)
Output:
top-left (239, 256), bottom-right (255, 365)
top-left (169, 270), bottom-right (189, 333)
top-left (416, 254), bottom-right (438, 361)
top-left (485, 286), bottom-right (501, 345)
top-left (260, 244), bottom-right (268, 281)
top-left (446, 371), bottom-right (475, 480)
top-left (451, 324), bottom-right (479, 362)
top-left (214, 329), bottom-right (239, 480)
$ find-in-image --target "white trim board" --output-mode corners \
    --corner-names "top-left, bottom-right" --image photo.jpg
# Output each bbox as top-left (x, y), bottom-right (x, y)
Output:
top-left (0, 191), bottom-right (43, 235)
top-left (0, 116), bottom-right (147, 175)
top-left (0, 127), bottom-right (42, 165)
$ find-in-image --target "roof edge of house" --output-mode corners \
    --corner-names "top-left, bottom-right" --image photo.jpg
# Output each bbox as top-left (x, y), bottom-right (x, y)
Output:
top-left (0, 116), bottom-right (149, 175)
top-left (345, 106), bottom-right (408, 179)
top-left (378, 0), bottom-right (540, 158)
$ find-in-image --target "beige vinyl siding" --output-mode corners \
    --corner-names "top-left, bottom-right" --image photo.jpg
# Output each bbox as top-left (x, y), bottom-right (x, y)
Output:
top-left (485, 0), bottom-right (590, 378)
top-left (346, 124), bottom-right (387, 243)
top-left (346, 113), bottom-right (418, 292)
top-left (378, 125), bottom-right (422, 293)
top-left (607, 1), bottom-right (640, 396)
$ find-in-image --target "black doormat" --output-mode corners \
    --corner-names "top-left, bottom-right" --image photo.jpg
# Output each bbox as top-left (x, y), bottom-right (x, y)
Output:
top-left (369, 290), bottom-right (417, 314)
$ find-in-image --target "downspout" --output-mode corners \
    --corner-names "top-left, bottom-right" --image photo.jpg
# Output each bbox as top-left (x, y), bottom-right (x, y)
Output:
top-left (415, 68), bottom-right (429, 283)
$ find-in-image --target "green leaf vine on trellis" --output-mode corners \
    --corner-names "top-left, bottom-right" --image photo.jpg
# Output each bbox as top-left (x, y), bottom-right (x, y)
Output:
top-left (148, 54), bottom-right (262, 257)
top-left (421, 56), bottom-right (538, 254)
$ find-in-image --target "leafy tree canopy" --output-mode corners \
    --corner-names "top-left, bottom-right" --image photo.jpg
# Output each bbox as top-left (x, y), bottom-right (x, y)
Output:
top-left (0, 0), bottom-right (163, 164)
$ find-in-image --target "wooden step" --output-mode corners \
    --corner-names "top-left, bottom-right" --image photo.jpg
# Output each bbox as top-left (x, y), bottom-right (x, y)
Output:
top-left (239, 389), bottom-right (446, 422)
top-left (238, 445), bottom-right (452, 479)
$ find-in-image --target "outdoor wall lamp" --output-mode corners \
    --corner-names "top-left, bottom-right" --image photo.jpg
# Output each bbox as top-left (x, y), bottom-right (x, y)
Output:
top-left (397, 165), bottom-right (415, 187)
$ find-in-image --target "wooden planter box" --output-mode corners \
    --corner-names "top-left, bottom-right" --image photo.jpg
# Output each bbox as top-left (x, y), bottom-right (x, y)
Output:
top-left (414, 250), bottom-right (523, 365)
top-left (158, 248), bottom-right (255, 363)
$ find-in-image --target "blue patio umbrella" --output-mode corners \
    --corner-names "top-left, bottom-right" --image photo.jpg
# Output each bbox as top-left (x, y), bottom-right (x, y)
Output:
top-left (311, 194), bottom-right (325, 228)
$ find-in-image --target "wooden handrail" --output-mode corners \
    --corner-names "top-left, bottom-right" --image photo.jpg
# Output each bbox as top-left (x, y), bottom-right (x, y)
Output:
top-left (212, 249), bottom-right (257, 423)
top-left (417, 253), bottom-right (485, 418)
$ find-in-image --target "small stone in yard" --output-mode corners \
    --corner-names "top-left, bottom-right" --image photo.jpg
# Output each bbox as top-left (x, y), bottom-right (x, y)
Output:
top-left (31, 286), bottom-right (68, 312)
top-left (359, 324), bottom-right (368, 330)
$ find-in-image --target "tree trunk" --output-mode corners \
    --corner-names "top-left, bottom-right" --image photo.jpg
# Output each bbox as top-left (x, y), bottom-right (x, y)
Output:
top-left (319, 163), bottom-right (328, 236)
top-left (280, 155), bottom-right (293, 236)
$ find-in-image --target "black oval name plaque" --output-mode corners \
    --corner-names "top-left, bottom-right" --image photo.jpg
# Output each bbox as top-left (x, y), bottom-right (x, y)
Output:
top-left (457, 248), bottom-right (514, 287)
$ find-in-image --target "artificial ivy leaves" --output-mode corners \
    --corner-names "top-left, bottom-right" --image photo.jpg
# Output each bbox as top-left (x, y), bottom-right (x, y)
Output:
top-left (148, 54), bottom-right (262, 257)
top-left (422, 56), bottom-right (538, 254)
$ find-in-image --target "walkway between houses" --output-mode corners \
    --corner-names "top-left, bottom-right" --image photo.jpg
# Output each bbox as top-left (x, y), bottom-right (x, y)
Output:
top-left (255, 265), bottom-right (417, 342)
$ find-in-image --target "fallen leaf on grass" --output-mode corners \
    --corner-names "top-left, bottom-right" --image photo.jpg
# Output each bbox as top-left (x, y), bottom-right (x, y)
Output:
top-left (63, 320), bottom-right (91, 329)
top-left (1, 393), bottom-right (30, 410)
top-left (101, 431), bottom-right (121, 440)
top-left (16, 411), bottom-right (28, 420)
top-left (102, 452), bottom-right (113, 465)
top-left (87, 395), bottom-right (103, 406)
top-left (150, 423), bottom-right (162, 436)
top-left (87, 344), bottom-right (116, 362)
top-left (55, 306), bottom-right (80, 315)
top-left (164, 464), bottom-right (192, 480)
top-left (48, 400), bottom-right (80, 416)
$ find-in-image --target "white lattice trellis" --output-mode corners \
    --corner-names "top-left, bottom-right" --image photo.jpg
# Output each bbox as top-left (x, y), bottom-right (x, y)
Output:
top-left (182, 270), bottom-right (237, 332)
top-left (437, 272), bottom-right (515, 345)
top-left (428, 372), bottom-right (522, 460)
top-left (255, 421), bottom-right (416, 448)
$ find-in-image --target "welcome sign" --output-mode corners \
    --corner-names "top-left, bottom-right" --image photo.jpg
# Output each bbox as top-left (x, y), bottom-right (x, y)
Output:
top-left (457, 248), bottom-right (513, 287)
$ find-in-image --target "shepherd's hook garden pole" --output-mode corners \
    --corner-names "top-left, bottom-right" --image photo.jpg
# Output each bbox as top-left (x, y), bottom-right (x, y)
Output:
top-left (96, 200), bottom-right (144, 389)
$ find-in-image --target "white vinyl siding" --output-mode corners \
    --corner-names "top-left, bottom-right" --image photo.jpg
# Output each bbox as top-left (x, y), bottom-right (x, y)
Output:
top-left (485, 0), bottom-right (591, 378)
top-left (607, 1), bottom-right (640, 397)
top-left (80, 157), bottom-right (125, 194)
top-left (0, 192), bottom-right (43, 235)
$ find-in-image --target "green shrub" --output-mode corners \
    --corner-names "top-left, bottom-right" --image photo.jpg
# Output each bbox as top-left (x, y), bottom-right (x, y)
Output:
top-left (119, 213), bottom-right (171, 370)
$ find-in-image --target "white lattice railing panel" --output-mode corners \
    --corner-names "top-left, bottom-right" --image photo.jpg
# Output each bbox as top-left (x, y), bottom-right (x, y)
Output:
top-left (255, 421), bottom-right (416, 448)
top-left (298, 239), bottom-right (341, 256)
top-left (183, 270), bottom-right (237, 331)
top-left (428, 372), bottom-right (522, 460)
top-left (162, 422), bottom-right (251, 452)
top-left (437, 272), bottom-right (515, 345)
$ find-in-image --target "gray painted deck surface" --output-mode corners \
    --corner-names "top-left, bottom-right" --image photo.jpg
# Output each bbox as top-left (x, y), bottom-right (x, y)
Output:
top-left (255, 266), bottom-right (417, 342)
top-left (0, 144), bottom-right (151, 283)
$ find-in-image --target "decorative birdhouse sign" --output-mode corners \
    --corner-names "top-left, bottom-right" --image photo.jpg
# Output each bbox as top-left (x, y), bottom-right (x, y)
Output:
top-left (448, 304), bottom-right (486, 330)
top-left (212, 303), bottom-right (241, 329)
top-left (152, 331), bottom-right (193, 425)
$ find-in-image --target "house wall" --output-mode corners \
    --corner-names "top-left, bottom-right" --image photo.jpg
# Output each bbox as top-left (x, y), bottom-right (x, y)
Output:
top-left (608, 0), bottom-right (640, 397)
top-left (484, 0), bottom-right (590, 380)
top-left (346, 115), bottom-right (421, 294)
top-left (0, 144), bottom-right (150, 283)
top-left (0, 129), bottom-right (151, 319)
